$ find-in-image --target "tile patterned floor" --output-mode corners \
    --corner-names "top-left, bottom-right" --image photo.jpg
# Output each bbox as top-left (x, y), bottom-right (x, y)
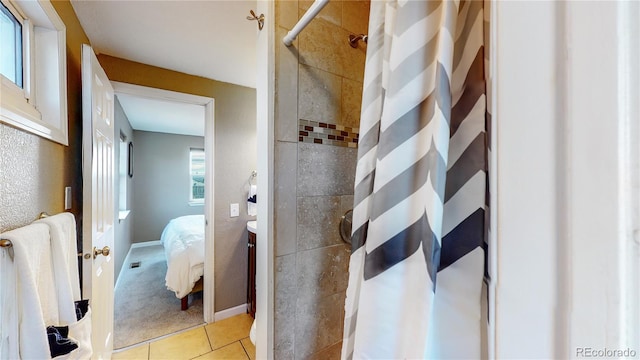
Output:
top-left (112, 314), bottom-right (255, 360)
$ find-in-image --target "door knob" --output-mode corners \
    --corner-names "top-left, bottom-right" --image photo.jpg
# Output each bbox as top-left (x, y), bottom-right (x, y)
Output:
top-left (93, 246), bottom-right (110, 259)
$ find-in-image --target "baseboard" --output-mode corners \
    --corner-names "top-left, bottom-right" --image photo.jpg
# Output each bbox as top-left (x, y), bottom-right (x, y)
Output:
top-left (114, 240), bottom-right (162, 292)
top-left (214, 303), bottom-right (248, 322)
top-left (114, 246), bottom-right (132, 293)
top-left (131, 240), bottom-right (162, 248)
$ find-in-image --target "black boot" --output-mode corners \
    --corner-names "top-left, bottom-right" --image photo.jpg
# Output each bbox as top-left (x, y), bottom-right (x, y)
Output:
top-left (74, 299), bottom-right (89, 320)
top-left (47, 325), bottom-right (69, 338)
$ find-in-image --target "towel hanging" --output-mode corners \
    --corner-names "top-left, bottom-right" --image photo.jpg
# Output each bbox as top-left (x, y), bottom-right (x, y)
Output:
top-left (36, 213), bottom-right (81, 324)
top-left (1, 223), bottom-right (54, 359)
top-left (248, 184), bottom-right (257, 216)
top-left (0, 212), bottom-right (93, 359)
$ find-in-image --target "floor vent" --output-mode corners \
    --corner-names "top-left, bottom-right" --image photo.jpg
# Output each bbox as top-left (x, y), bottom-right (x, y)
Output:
top-left (130, 261), bottom-right (141, 269)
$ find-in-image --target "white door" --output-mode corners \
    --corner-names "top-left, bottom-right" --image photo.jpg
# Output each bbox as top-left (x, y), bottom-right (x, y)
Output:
top-left (81, 44), bottom-right (115, 359)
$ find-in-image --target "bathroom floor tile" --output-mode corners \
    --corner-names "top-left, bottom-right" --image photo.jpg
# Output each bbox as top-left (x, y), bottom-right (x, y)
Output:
top-left (192, 342), bottom-right (249, 360)
top-left (240, 337), bottom-right (256, 360)
top-left (113, 343), bottom-right (149, 360)
top-left (204, 314), bottom-right (253, 350)
top-left (149, 327), bottom-right (211, 360)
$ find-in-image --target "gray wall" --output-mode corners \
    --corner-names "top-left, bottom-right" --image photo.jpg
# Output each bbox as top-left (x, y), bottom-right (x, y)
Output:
top-left (132, 130), bottom-right (205, 242)
top-left (99, 54), bottom-right (257, 313)
top-left (273, 0), bottom-right (369, 358)
top-left (114, 97), bottom-right (135, 283)
top-left (213, 95), bottom-right (257, 312)
top-left (132, 117), bottom-right (257, 312)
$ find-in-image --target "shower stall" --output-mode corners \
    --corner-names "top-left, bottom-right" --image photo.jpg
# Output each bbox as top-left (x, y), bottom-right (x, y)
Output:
top-left (271, 0), bottom-right (369, 358)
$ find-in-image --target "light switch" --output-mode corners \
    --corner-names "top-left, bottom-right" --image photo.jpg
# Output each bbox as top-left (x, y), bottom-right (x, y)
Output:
top-left (64, 187), bottom-right (72, 210)
top-left (230, 203), bottom-right (239, 217)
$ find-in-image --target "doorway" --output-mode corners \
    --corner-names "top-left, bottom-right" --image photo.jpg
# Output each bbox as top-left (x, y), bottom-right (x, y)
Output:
top-left (111, 82), bottom-right (215, 348)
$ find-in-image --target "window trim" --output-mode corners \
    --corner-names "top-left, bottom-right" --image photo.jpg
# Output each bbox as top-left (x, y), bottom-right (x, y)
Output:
top-left (189, 147), bottom-right (205, 205)
top-left (0, 0), bottom-right (68, 145)
top-left (0, 0), bottom-right (24, 88)
top-left (118, 132), bottom-right (129, 215)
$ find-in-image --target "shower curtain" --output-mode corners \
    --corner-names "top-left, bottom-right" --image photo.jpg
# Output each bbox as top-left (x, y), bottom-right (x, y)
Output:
top-left (342, 0), bottom-right (488, 358)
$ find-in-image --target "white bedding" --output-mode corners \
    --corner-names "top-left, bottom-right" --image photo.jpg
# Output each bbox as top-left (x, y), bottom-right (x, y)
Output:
top-left (160, 215), bottom-right (205, 299)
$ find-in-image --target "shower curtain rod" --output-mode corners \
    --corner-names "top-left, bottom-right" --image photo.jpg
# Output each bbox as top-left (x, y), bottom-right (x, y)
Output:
top-left (282, 0), bottom-right (329, 46)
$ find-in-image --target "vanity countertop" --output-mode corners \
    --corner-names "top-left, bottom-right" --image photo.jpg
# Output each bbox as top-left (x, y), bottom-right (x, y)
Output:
top-left (247, 220), bottom-right (257, 234)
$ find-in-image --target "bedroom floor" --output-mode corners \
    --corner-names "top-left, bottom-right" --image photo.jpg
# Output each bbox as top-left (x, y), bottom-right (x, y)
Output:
top-left (115, 244), bottom-right (204, 348)
top-left (112, 314), bottom-right (255, 360)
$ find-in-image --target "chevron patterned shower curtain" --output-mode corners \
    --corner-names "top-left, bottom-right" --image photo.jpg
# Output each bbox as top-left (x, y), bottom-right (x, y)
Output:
top-left (342, 0), bottom-right (488, 358)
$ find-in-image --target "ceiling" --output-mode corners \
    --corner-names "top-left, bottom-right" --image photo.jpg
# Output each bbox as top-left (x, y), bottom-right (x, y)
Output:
top-left (71, 0), bottom-right (258, 135)
top-left (116, 93), bottom-right (205, 136)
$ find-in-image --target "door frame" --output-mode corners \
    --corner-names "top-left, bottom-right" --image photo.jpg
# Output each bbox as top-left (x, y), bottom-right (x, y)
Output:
top-left (255, 0), bottom-right (275, 358)
top-left (111, 81), bottom-right (216, 323)
top-left (490, 1), bottom-right (640, 358)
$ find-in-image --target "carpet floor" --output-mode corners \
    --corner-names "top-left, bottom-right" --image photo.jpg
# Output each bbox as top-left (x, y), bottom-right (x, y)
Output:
top-left (114, 244), bottom-right (204, 349)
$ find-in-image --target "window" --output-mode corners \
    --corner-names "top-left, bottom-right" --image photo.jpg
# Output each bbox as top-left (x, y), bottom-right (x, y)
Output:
top-left (189, 148), bottom-right (205, 204)
top-left (0, 0), bottom-right (67, 145)
top-left (0, 1), bottom-right (22, 88)
top-left (118, 133), bottom-right (130, 220)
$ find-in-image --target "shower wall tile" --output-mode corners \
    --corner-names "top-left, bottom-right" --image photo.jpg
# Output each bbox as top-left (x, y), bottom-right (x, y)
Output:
top-left (299, 0), bottom-right (342, 27)
top-left (342, 0), bottom-right (371, 35)
top-left (344, 44), bottom-right (367, 83)
top-left (341, 78), bottom-right (364, 129)
top-left (276, 0), bottom-right (299, 30)
top-left (275, 254), bottom-right (297, 360)
top-left (276, 26), bottom-right (299, 143)
top-left (299, 64), bottom-right (341, 125)
top-left (298, 143), bottom-right (357, 197)
top-left (307, 341), bottom-right (343, 360)
top-left (295, 292), bottom-right (346, 359)
top-left (298, 17), bottom-right (342, 75)
top-left (297, 196), bottom-right (343, 251)
top-left (298, 119), bottom-right (359, 148)
top-left (298, 17), bottom-right (365, 83)
top-left (296, 244), bottom-right (350, 299)
top-left (273, 2), bottom-right (370, 359)
top-left (275, 141), bottom-right (298, 256)
top-left (340, 195), bottom-right (354, 214)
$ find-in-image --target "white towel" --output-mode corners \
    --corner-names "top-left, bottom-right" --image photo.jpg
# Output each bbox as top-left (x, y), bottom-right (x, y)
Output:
top-left (248, 184), bottom-right (257, 216)
top-left (0, 240), bottom-right (18, 360)
top-left (62, 307), bottom-right (93, 359)
top-left (1, 223), bottom-right (54, 360)
top-left (36, 213), bottom-right (81, 325)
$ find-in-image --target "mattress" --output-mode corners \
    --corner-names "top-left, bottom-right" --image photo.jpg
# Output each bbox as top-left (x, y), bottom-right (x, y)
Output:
top-left (160, 215), bottom-right (205, 299)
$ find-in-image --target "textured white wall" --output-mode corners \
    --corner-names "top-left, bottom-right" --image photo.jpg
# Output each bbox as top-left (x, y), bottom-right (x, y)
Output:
top-left (0, 124), bottom-right (66, 232)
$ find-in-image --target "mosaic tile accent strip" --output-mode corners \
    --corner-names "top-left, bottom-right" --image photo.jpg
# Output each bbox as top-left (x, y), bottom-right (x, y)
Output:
top-left (298, 119), bottom-right (359, 148)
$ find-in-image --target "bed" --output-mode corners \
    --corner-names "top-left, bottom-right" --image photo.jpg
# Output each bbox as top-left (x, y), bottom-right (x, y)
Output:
top-left (160, 214), bottom-right (205, 310)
